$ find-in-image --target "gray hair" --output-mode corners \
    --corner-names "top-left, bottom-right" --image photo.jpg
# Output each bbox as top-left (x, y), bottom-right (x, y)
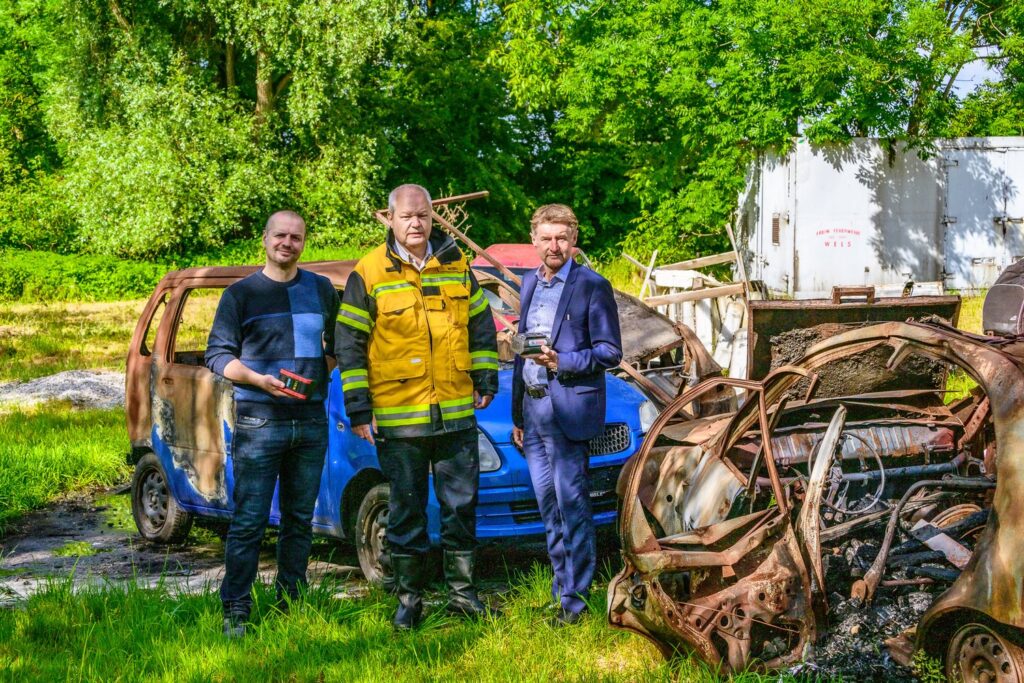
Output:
top-left (387, 184), bottom-right (432, 213)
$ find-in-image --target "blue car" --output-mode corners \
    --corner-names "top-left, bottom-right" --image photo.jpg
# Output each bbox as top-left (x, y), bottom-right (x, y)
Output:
top-left (125, 261), bottom-right (658, 581)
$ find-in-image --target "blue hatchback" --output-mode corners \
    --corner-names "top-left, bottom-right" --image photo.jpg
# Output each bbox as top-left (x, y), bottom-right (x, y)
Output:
top-left (126, 262), bottom-right (656, 582)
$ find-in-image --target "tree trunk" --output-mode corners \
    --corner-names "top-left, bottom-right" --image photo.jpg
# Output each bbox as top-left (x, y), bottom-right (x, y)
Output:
top-left (255, 48), bottom-right (274, 121)
top-left (225, 41), bottom-right (236, 89)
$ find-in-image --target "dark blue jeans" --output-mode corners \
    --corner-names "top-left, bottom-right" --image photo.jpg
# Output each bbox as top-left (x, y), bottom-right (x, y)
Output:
top-left (220, 413), bottom-right (328, 617)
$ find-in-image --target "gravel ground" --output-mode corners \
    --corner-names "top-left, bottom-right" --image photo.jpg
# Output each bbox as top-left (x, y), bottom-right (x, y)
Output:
top-left (0, 370), bottom-right (125, 409)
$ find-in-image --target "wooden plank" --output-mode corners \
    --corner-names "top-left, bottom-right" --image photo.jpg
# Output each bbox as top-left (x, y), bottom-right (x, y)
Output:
top-left (659, 251), bottom-right (737, 271)
top-left (638, 249), bottom-right (659, 299)
top-left (644, 283), bottom-right (745, 306)
top-left (713, 299), bottom-right (745, 368)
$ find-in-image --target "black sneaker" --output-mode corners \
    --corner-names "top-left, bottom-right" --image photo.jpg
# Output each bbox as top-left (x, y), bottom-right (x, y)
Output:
top-left (222, 613), bottom-right (247, 638)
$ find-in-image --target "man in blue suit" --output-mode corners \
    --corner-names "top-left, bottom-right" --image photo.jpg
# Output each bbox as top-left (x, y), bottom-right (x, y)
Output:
top-left (511, 204), bottom-right (623, 625)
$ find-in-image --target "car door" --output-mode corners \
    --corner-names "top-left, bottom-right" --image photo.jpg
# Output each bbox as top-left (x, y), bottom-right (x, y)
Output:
top-left (151, 285), bottom-right (235, 511)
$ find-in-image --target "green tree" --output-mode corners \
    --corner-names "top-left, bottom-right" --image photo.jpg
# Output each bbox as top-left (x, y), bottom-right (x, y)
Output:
top-left (497, 0), bottom-right (1024, 261)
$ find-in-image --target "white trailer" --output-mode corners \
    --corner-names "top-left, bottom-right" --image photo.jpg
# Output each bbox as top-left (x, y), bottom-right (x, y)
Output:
top-left (736, 137), bottom-right (1024, 296)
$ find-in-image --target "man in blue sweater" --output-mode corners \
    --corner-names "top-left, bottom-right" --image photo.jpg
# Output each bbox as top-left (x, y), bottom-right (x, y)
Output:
top-left (206, 210), bottom-right (340, 637)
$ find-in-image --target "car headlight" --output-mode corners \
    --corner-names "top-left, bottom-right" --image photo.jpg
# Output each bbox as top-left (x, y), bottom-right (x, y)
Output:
top-left (639, 399), bottom-right (659, 434)
top-left (478, 430), bottom-right (502, 473)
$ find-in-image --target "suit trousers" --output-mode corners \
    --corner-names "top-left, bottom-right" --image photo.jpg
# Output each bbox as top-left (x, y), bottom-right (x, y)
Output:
top-left (523, 393), bottom-right (594, 614)
top-left (377, 428), bottom-right (479, 555)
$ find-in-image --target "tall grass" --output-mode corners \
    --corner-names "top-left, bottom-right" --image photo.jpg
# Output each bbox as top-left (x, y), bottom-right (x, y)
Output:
top-left (0, 404), bottom-right (128, 529)
top-left (0, 567), bottom-right (795, 682)
top-left (0, 299), bottom-right (145, 382)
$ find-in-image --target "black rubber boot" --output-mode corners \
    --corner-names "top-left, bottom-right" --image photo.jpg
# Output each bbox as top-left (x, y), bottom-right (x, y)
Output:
top-left (444, 549), bottom-right (496, 618)
top-left (392, 553), bottom-right (426, 630)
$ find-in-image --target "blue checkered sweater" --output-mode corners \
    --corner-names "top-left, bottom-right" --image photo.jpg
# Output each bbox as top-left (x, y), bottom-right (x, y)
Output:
top-left (206, 269), bottom-right (340, 419)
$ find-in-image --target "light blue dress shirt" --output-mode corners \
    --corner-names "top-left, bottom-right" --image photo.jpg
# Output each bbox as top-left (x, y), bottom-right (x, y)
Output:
top-left (523, 258), bottom-right (573, 387)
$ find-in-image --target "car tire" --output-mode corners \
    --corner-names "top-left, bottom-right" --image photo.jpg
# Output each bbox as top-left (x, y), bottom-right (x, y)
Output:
top-left (355, 482), bottom-right (391, 584)
top-left (131, 452), bottom-right (193, 544)
top-left (945, 621), bottom-right (1024, 683)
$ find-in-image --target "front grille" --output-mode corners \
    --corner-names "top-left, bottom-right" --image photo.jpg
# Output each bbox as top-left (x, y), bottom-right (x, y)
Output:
top-left (510, 465), bottom-right (621, 524)
top-left (588, 423), bottom-right (630, 455)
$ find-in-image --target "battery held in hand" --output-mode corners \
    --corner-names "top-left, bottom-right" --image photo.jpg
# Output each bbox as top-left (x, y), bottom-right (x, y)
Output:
top-left (278, 369), bottom-right (315, 400)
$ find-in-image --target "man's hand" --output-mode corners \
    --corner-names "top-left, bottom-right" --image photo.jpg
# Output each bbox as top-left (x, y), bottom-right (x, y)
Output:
top-left (512, 426), bottom-right (523, 449)
top-left (353, 417), bottom-right (377, 446)
top-left (535, 345), bottom-right (558, 371)
top-left (474, 391), bottom-right (493, 410)
top-left (254, 373), bottom-right (289, 398)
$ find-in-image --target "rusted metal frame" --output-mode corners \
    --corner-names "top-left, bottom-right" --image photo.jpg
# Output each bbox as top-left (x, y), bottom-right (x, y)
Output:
top-left (797, 405), bottom-right (847, 595)
top-left (756, 390), bottom-right (789, 515)
top-left (619, 376), bottom-right (764, 554)
top-left (958, 396), bottom-right (991, 450)
top-left (618, 361), bottom-right (675, 406)
top-left (631, 512), bottom-right (781, 573)
top-left (658, 508), bottom-right (774, 546)
top-left (858, 477), bottom-right (996, 604)
top-left (744, 397), bottom-right (793, 499)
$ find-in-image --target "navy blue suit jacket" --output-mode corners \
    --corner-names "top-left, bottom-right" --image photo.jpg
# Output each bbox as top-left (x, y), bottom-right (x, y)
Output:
top-left (512, 261), bottom-right (623, 442)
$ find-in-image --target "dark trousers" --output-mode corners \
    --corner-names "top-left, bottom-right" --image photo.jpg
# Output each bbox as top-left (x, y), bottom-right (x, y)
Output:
top-left (523, 393), bottom-right (594, 615)
top-left (378, 428), bottom-right (479, 555)
top-left (220, 414), bottom-right (328, 616)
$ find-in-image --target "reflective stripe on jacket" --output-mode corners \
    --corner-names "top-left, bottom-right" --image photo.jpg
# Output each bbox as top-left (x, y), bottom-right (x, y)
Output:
top-left (336, 230), bottom-right (499, 438)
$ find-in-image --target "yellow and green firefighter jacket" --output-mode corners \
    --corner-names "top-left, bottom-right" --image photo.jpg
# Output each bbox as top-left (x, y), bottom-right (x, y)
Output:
top-left (336, 230), bottom-right (499, 438)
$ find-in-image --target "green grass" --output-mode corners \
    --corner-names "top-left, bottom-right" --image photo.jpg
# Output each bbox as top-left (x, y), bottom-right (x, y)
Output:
top-left (0, 404), bottom-right (129, 530)
top-left (0, 299), bottom-right (145, 382)
top-left (946, 294), bottom-right (984, 402)
top-left (0, 567), bottom-right (800, 683)
top-left (52, 541), bottom-right (98, 558)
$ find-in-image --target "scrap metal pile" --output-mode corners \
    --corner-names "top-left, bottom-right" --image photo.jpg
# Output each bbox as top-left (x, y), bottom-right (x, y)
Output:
top-left (608, 311), bottom-right (1024, 681)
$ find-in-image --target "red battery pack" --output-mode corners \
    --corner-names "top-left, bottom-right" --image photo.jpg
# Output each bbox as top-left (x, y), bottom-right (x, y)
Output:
top-left (278, 369), bottom-right (315, 400)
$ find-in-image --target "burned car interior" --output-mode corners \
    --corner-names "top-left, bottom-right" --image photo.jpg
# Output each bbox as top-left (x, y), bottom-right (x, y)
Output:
top-left (609, 309), bottom-right (1024, 681)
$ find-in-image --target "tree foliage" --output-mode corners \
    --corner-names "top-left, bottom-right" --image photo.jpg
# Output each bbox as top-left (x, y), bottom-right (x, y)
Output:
top-left (1, 0), bottom-right (1023, 261)
top-left (498, 0), bottom-right (1024, 259)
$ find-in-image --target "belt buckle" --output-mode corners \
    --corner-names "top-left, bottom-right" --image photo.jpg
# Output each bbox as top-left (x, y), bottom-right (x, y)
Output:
top-left (527, 385), bottom-right (547, 399)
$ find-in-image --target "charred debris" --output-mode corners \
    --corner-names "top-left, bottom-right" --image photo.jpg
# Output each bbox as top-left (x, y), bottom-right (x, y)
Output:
top-left (608, 285), bottom-right (1024, 682)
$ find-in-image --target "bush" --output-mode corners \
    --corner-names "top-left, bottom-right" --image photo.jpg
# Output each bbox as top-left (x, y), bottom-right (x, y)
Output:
top-left (0, 251), bottom-right (165, 302)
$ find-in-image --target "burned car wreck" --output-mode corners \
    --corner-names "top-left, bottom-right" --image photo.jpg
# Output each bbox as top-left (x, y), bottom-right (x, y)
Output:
top-left (608, 317), bottom-right (1024, 681)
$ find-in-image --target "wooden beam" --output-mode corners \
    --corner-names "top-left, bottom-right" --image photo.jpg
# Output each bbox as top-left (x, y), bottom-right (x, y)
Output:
top-left (644, 283), bottom-right (745, 306)
top-left (658, 251), bottom-right (737, 271)
top-left (622, 252), bottom-right (646, 270)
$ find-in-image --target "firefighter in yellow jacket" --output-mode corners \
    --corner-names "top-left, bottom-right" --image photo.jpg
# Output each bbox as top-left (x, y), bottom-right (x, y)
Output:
top-left (336, 184), bottom-right (499, 629)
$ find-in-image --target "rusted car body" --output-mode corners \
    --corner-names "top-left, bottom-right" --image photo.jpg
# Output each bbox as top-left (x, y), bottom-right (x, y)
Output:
top-left (608, 318), bottom-right (1024, 680)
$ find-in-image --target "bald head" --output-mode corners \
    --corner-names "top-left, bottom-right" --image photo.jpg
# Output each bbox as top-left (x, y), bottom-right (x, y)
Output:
top-left (264, 210), bottom-right (306, 236)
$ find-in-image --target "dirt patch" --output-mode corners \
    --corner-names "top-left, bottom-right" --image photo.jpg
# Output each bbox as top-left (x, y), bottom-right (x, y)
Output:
top-left (0, 370), bottom-right (125, 409)
top-left (0, 488), bottom-right (367, 607)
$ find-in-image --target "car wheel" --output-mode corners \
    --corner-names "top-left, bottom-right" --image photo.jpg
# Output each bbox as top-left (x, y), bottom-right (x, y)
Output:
top-left (131, 452), bottom-right (193, 543)
top-left (355, 482), bottom-right (390, 584)
top-left (946, 622), bottom-right (1024, 683)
